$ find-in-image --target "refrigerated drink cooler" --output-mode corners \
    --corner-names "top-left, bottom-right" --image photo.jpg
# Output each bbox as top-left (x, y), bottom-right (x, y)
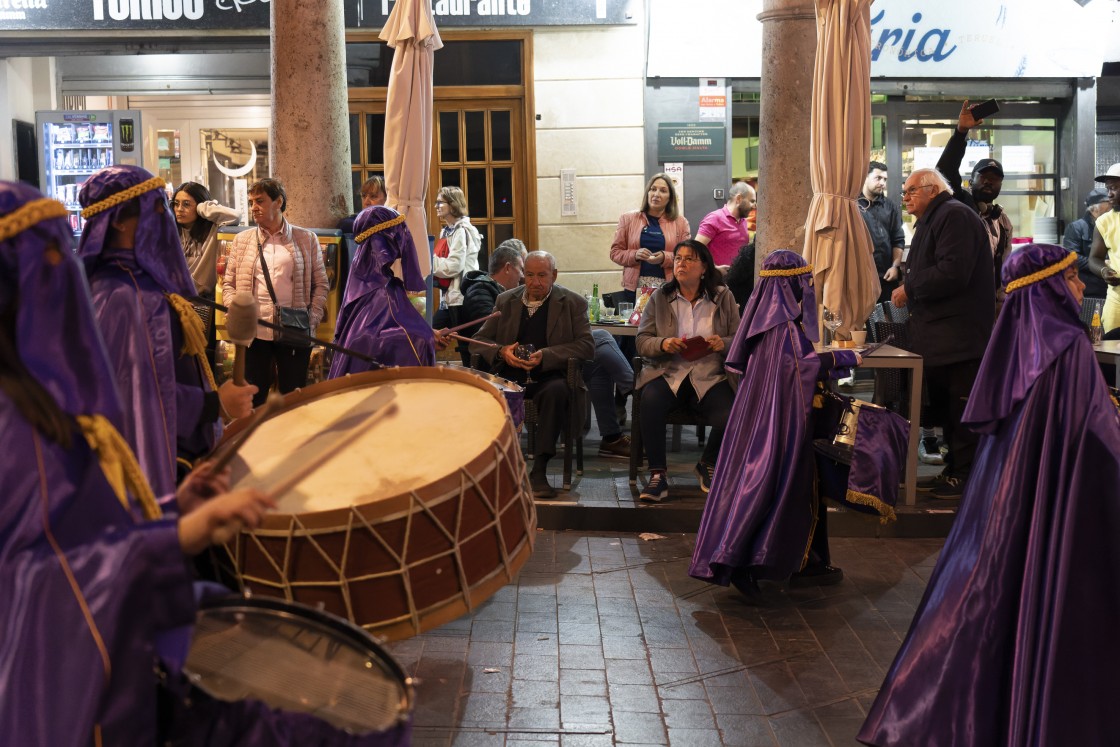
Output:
top-left (36, 110), bottom-right (143, 235)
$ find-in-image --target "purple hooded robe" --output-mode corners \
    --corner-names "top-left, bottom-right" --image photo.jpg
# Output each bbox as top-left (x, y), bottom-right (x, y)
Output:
top-left (329, 205), bottom-right (435, 375)
top-left (77, 165), bottom-right (217, 498)
top-left (689, 250), bottom-right (857, 584)
top-left (859, 244), bottom-right (1120, 746)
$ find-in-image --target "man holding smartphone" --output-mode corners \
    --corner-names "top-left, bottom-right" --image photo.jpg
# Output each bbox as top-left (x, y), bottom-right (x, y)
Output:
top-left (936, 100), bottom-right (1013, 307)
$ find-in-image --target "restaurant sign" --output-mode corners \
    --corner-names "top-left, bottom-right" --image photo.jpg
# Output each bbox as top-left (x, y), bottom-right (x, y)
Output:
top-left (0, 0), bottom-right (636, 31)
top-left (657, 123), bottom-right (726, 163)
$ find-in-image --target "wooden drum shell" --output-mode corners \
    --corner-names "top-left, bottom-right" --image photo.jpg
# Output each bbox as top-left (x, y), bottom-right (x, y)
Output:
top-left (214, 367), bottom-right (536, 641)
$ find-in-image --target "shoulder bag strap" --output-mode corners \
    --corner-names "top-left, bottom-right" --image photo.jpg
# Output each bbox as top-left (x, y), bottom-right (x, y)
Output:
top-left (256, 230), bottom-right (280, 306)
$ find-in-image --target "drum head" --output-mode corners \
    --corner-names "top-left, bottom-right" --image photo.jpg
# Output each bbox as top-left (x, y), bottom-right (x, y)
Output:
top-left (184, 596), bottom-right (412, 734)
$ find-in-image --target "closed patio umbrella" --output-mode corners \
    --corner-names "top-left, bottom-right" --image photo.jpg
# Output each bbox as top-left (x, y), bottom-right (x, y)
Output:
top-left (380, 0), bottom-right (442, 288)
top-left (802, 0), bottom-right (879, 339)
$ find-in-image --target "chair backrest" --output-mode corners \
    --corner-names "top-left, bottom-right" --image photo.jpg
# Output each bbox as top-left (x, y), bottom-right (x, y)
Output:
top-left (884, 302), bottom-right (910, 323)
top-left (866, 304), bottom-right (888, 343)
top-left (873, 320), bottom-right (911, 352)
top-left (1081, 296), bottom-right (1104, 328)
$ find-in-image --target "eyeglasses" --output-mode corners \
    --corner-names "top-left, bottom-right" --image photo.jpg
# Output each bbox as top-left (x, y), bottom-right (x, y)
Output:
top-left (434, 200), bottom-right (446, 206)
top-left (171, 200), bottom-right (194, 208)
top-left (673, 255), bottom-right (699, 264)
top-left (901, 184), bottom-right (934, 198)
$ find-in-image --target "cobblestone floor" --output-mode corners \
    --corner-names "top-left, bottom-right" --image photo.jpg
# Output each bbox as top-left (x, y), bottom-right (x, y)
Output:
top-left (386, 531), bottom-right (944, 746)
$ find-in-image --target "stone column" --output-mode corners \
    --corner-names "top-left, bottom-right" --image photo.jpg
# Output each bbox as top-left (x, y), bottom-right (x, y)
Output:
top-left (755, 0), bottom-right (817, 262)
top-left (270, 0), bottom-right (351, 229)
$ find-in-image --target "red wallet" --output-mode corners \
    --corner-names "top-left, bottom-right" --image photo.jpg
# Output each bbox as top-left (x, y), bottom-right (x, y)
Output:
top-left (679, 336), bottom-right (711, 361)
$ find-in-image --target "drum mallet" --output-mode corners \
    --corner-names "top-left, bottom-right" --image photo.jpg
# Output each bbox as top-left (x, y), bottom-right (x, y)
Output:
top-left (225, 291), bottom-right (259, 386)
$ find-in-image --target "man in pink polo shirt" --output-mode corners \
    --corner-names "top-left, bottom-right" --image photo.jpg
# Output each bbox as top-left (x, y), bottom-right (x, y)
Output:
top-left (695, 182), bottom-right (756, 269)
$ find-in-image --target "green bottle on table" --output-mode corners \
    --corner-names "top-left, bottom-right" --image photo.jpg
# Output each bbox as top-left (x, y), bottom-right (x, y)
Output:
top-left (589, 283), bottom-right (601, 323)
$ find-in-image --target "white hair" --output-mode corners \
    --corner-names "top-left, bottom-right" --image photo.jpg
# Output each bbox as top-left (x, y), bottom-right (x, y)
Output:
top-left (525, 250), bottom-right (556, 271)
top-left (909, 168), bottom-right (952, 195)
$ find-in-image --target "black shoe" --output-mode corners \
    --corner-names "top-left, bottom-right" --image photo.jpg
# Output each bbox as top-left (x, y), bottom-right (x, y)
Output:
top-left (789, 564), bottom-right (844, 588)
top-left (730, 572), bottom-right (761, 598)
top-left (694, 462), bottom-right (715, 493)
top-left (917, 472), bottom-right (949, 492)
top-left (529, 470), bottom-right (556, 500)
top-left (639, 472), bottom-right (669, 503)
top-left (788, 566), bottom-right (842, 591)
top-left (929, 475), bottom-right (965, 499)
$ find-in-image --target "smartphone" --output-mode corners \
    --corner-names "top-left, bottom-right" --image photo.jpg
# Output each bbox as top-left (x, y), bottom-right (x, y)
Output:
top-left (969, 99), bottom-right (1000, 121)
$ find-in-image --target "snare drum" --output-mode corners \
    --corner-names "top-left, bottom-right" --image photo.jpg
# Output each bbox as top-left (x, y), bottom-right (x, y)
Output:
top-left (438, 361), bottom-right (524, 429)
top-left (215, 366), bottom-right (536, 640)
top-left (163, 595), bottom-right (412, 745)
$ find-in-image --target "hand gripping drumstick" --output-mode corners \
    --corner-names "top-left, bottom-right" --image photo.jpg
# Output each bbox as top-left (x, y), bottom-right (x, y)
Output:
top-left (205, 391), bottom-right (284, 473)
top-left (206, 389), bottom-right (398, 547)
top-left (262, 388), bottom-right (398, 502)
top-left (225, 291), bottom-right (259, 386)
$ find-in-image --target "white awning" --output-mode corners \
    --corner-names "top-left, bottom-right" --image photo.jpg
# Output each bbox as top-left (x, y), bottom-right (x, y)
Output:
top-left (647, 0), bottom-right (1106, 80)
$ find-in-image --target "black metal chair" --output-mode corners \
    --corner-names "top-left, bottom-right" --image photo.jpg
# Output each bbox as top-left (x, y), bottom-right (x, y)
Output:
top-left (1081, 296), bottom-right (1105, 328)
top-left (472, 354), bottom-right (584, 490)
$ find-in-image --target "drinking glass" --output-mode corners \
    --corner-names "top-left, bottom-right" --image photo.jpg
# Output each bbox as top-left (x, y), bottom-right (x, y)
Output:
top-left (822, 308), bottom-right (843, 345)
top-left (514, 343), bottom-right (536, 384)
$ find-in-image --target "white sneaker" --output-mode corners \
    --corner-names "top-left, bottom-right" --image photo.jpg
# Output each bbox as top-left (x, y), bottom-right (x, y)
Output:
top-left (919, 440), bottom-right (945, 466)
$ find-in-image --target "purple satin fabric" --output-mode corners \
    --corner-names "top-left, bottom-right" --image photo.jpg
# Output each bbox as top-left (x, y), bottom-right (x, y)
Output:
top-left (859, 244), bottom-right (1120, 746)
top-left (329, 206), bottom-right (435, 375)
top-left (733, 249), bottom-right (819, 360)
top-left (78, 164), bottom-right (195, 297)
top-left (87, 251), bottom-right (181, 499)
top-left (689, 321), bottom-right (844, 583)
top-left (0, 182), bottom-right (123, 425)
top-left (815, 405), bottom-right (907, 520)
top-left (0, 397), bottom-right (197, 746)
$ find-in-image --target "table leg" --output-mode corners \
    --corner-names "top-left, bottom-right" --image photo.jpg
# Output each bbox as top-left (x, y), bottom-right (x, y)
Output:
top-left (904, 362), bottom-right (922, 506)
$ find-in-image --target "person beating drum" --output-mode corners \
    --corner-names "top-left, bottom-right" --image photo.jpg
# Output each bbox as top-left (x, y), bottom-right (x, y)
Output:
top-left (0, 180), bottom-right (274, 745)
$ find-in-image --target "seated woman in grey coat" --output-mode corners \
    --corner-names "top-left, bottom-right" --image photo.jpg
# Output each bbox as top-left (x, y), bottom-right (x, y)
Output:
top-left (635, 239), bottom-right (740, 503)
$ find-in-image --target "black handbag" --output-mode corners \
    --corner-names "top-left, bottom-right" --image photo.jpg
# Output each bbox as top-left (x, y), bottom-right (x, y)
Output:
top-left (257, 233), bottom-right (313, 348)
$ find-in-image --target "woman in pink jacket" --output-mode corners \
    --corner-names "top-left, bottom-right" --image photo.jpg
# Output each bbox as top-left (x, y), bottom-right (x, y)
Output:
top-left (610, 173), bottom-right (691, 305)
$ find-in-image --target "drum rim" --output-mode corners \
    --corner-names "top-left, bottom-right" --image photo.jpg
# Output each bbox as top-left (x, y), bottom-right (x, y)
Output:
top-left (191, 593), bottom-right (414, 714)
top-left (436, 361), bottom-right (525, 393)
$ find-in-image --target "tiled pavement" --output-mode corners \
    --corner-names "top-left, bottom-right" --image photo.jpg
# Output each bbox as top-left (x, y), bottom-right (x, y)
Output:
top-left (385, 532), bottom-right (943, 746)
top-left (381, 369), bottom-right (950, 745)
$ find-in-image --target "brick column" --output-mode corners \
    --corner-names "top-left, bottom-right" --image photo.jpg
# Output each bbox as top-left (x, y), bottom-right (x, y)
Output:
top-left (270, 0), bottom-right (351, 229)
top-left (755, 0), bottom-right (817, 262)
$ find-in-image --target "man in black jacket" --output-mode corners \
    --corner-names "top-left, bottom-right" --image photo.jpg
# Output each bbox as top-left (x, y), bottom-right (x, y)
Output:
top-left (858, 161), bottom-right (906, 304)
top-left (893, 168), bottom-right (994, 499)
top-left (936, 101), bottom-right (1013, 304)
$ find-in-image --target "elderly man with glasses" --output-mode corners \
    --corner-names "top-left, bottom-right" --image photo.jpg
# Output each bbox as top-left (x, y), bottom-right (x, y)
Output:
top-left (891, 168), bottom-right (994, 499)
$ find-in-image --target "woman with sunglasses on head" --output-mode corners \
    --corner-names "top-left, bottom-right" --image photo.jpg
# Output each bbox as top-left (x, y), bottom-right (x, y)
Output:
top-left (172, 181), bottom-right (239, 298)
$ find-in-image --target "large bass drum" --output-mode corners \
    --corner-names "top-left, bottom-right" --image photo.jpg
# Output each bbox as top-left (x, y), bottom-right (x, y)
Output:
top-left (214, 366), bottom-right (535, 640)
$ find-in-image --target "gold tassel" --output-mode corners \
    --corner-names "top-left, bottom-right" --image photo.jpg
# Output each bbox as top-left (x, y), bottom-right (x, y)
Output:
top-left (76, 415), bottom-right (163, 520)
top-left (844, 488), bottom-right (897, 525)
top-left (166, 293), bottom-right (218, 393)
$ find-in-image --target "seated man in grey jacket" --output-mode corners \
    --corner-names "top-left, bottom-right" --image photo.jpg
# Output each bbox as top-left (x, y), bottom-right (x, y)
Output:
top-left (470, 251), bottom-right (594, 499)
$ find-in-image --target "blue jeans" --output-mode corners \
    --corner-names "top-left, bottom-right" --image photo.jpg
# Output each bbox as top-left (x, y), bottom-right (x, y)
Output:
top-left (584, 329), bottom-right (634, 440)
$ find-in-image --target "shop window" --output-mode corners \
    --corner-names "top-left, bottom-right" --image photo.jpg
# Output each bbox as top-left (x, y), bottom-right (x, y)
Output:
top-left (901, 117), bottom-right (1057, 243)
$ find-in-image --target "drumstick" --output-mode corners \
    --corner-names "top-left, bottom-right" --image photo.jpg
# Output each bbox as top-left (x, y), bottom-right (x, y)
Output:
top-left (445, 310), bottom-right (500, 335)
top-left (444, 332), bottom-right (499, 348)
top-left (206, 391), bottom-right (284, 472)
top-left (263, 393), bottom-right (398, 502)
